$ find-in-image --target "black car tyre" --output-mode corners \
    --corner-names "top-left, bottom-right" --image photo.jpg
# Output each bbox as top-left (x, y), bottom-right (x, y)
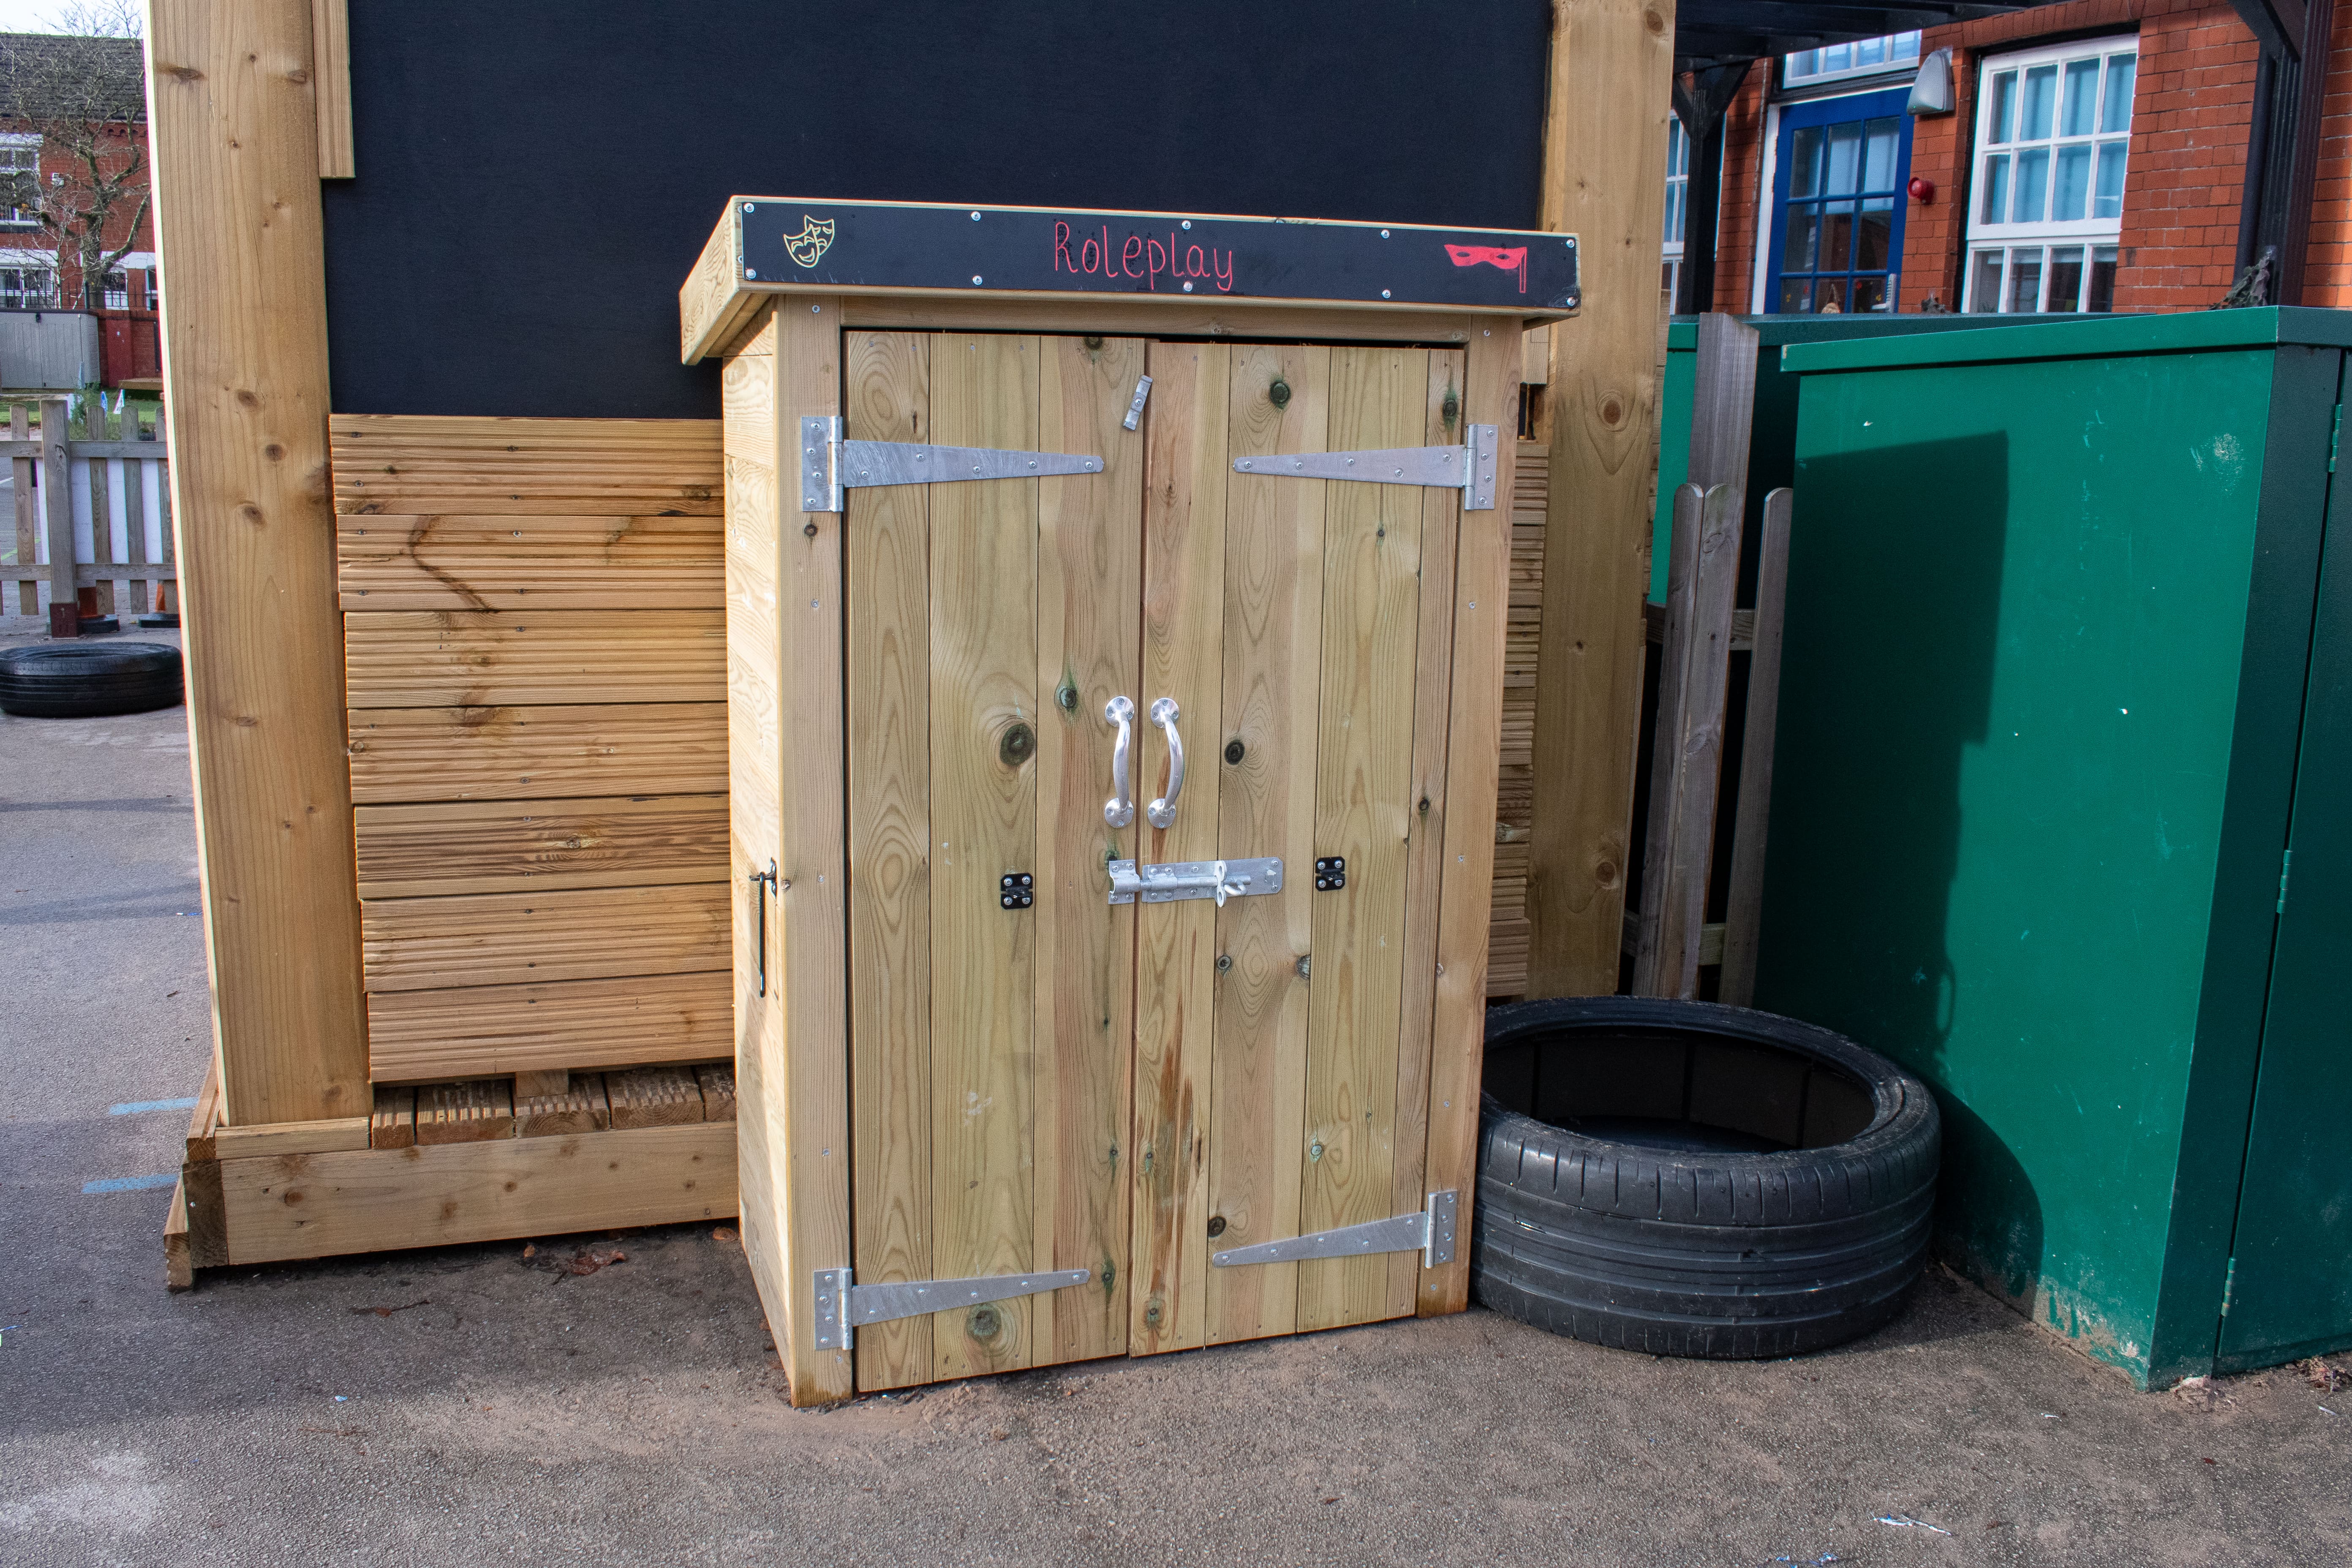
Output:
top-left (0, 640), bottom-right (184, 718)
top-left (1473, 996), bottom-right (1939, 1359)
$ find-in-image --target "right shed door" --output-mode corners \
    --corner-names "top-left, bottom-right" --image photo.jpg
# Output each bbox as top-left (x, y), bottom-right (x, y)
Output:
top-left (1126, 340), bottom-right (1467, 1354)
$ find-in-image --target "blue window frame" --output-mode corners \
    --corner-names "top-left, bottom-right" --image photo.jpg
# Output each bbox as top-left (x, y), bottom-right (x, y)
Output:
top-left (1767, 88), bottom-right (1914, 314)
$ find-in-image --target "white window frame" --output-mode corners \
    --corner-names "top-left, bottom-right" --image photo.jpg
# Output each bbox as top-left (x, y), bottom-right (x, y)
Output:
top-left (1962, 35), bottom-right (2138, 314)
top-left (0, 254), bottom-right (56, 310)
top-left (0, 132), bottom-right (39, 234)
top-left (1783, 32), bottom-right (1922, 88)
top-left (1663, 116), bottom-right (1689, 306)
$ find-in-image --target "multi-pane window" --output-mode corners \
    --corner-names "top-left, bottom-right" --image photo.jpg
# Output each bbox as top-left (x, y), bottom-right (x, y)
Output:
top-left (1964, 40), bottom-right (2136, 313)
top-left (1778, 114), bottom-right (1904, 313)
top-left (0, 136), bottom-right (38, 231)
top-left (1663, 117), bottom-right (1688, 305)
top-left (102, 270), bottom-right (129, 310)
top-left (0, 265), bottom-right (55, 309)
top-left (1784, 32), bottom-right (1921, 87)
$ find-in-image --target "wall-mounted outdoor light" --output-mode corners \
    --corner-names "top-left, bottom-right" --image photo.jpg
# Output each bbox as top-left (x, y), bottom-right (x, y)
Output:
top-left (1908, 47), bottom-right (1955, 116)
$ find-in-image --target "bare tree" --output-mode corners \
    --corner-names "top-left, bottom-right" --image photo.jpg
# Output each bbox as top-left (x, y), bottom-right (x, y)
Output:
top-left (0, 2), bottom-right (148, 311)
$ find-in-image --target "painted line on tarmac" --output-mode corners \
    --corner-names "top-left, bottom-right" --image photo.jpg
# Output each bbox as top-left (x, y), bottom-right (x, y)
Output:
top-left (82, 1173), bottom-right (179, 1194)
top-left (109, 1097), bottom-right (198, 1115)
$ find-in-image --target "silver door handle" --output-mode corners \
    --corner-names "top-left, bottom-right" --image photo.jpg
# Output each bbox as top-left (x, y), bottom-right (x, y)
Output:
top-left (1146, 697), bottom-right (1185, 830)
top-left (1104, 696), bottom-right (1135, 828)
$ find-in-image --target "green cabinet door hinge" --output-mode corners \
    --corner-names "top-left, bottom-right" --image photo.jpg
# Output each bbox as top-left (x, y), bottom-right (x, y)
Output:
top-left (2278, 848), bottom-right (2293, 915)
top-left (2333, 404), bottom-right (2343, 473)
top-left (2220, 1255), bottom-right (2236, 1317)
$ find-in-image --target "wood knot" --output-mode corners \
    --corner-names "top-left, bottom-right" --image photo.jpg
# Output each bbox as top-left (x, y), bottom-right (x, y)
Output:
top-left (1601, 397), bottom-right (1624, 426)
top-left (1644, 8), bottom-right (1666, 33)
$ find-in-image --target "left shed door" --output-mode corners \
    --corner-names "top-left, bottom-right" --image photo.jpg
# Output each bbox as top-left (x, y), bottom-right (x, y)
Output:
top-left (845, 331), bottom-right (1147, 1389)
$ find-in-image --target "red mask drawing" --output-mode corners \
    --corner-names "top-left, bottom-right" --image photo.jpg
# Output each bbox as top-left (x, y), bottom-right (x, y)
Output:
top-left (1444, 244), bottom-right (1527, 293)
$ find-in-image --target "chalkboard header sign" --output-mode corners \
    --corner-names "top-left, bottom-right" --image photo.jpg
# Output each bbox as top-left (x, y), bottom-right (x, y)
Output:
top-left (733, 198), bottom-right (1579, 314)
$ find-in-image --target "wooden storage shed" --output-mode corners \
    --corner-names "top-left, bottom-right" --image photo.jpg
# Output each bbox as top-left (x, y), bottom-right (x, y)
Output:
top-left (147, 0), bottom-right (1680, 1404)
top-left (686, 201), bottom-right (1568, 1393)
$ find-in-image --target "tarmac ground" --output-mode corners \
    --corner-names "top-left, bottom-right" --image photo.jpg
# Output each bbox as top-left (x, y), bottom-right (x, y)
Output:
top-left (2, 630), bottom-right (2346, 1567)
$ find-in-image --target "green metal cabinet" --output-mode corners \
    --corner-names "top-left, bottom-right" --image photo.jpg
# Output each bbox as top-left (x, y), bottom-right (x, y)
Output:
top-left (1653, 314), bottom-right (1995, 604)
top-left (1764, 308), bottom-right (2352, 1387)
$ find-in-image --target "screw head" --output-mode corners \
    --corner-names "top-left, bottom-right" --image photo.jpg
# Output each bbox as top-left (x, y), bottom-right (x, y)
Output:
top-left (972, 275), bottom-right (984, 286)
top-left (744, 267), bottom-right (757, 279)
top-left (1206, 1215), bottom-right (1227, 1237)
top-left (1224, 738), bottom-right (1245, 765)
top-left (1215, 953), bottom-right (1233, 975)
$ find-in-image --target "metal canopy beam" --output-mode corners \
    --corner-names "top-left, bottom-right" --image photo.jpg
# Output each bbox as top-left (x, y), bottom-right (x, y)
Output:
top-left (1674, 0), bottom-right (2032, 69)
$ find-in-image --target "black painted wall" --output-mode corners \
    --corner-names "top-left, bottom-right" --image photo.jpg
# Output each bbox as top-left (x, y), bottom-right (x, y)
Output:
top-left (320, 1), bottom-right (1552, 419)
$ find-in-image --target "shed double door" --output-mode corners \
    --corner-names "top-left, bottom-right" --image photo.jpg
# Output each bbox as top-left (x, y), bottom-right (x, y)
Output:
top-left (844, 329), bottom-right (1464, 1389)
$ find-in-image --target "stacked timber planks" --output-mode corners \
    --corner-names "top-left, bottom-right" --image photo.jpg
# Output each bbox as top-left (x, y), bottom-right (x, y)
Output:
top-left (332, 416), bottom-right (732, 1083)
top-left (1486, 441), bottom-right (1547, 998)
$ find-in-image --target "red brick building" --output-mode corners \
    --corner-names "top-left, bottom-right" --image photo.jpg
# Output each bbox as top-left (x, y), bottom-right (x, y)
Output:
top-left (0, 30), bottom-right (157, 388)
top-left (1683, 1), bottom-right (2347, 316)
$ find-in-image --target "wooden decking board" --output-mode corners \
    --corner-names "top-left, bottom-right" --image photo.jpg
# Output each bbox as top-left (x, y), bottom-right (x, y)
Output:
top-left (336, 512), bottom-right (722, 610)
top-left (516, 1073), bottom-right (611, 1138)
top-left (346, 703), bottom-right (727, 805)
top-left (694, 1063), bottom-right (737, 1122)
top-left (366, 970), bottom-right (733, 1082)
top-left (352, 794), bottom-right (729, 898)
top-left (342, 610), bottom-right (726, 709)
top-left (329, 415), bottom-right (724, 517)
top-left (416, 1079), bottom-right (515, 1144)
top-left (608, 1065), bottom-right (708, 1129)
top-left (359, 882), bottom-right (730, 992)
top-left (369, 1085), bottom-right (416, 1149)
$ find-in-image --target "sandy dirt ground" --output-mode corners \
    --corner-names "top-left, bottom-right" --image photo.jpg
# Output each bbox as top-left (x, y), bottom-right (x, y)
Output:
top-left (3, 635), bottom-right (2347, 1568)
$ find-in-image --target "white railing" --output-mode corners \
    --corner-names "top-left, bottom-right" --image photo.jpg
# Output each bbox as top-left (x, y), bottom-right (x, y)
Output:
top-left (0, 395), bottom-right (173, 632)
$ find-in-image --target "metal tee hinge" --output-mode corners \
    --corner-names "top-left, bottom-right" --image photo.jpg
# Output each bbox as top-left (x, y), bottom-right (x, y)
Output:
top-left (811, 1266), bottom-right (1092, 1351)
top-left (800, 414), bottom-right (1104, 512)
top-left (1232, 424), bottom-right (1498, 510)
top-left (1210, 1190), bottom-right (1457, 1270)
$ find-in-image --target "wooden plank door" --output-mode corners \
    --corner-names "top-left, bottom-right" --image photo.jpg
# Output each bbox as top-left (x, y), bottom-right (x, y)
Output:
top-left (846, 331), bottom-right (1144, 1390)
top-left (1130, 341), bottom-right (1465, 1352)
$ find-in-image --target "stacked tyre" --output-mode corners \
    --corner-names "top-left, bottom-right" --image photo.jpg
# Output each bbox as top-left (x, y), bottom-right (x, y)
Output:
top-left (0, 641), bottom-right (184, 718)
top-left (1473, 997), bottom-right (1940, 1359)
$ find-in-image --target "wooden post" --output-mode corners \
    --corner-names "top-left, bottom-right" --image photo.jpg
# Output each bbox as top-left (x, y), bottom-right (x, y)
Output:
top-left (40, 397), bottom-right (73, 631)
top-left (310, 0), bottom-right (354, 178)
top-left (1523, 0), bottom-right (1677, 998)
top-left (11, 403), bottom-right (31, 616)
top-left (149, 0), bottom-right (370, 1124)
top-left (1718, 487), bottom-right (1793, 1007)
top-left (1631, 482), bottom-right (1740, 999)
top-left (90, 448), bottom-right (116, 617)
